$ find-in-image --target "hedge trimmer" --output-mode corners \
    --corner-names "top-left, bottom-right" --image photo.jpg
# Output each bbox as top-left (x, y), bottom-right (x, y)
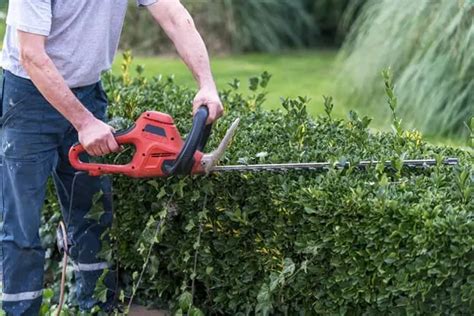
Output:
top-left (69, 107), bottom-right (459, 177)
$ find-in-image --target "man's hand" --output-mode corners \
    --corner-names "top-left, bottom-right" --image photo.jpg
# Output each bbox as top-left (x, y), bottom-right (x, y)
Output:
top-left (193, 87), bottom-right (224, 124)
top-left (77, 117), bottom-right (120, 157)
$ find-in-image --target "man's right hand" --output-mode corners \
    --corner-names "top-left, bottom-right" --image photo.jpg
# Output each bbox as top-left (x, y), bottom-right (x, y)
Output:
top-left (17, 31), bottom-right (120, 158)
top-left (77, 117), bottom-right (120, 157)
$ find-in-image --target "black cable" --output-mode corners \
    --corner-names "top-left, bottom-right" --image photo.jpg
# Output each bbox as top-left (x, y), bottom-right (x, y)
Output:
top-left (56, 171), bottom-right (85, 314)
top-left (66, 171), bottom-right (86, 227)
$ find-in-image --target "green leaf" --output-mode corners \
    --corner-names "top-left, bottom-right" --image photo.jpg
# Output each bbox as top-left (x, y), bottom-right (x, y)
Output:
top-left (132, 271), bottom-right (139, 281)
top-left (260, 71), bottom-right (272, 88)
top-left (304, 207), bottom-right (317, 214)
top-left (282, 258), bottom-right (295, 276)
top-left (189, 307), bottom-right (205, 316)
top-left (269, 273), bottom-right (280, 291)
top-left (384, 253), bottom-right (398, 265)
top-left (93, 269), bottom-right (109, 303)
top-left (157, 187), bottom-right (167, 200)
top-left (206, 266), bottom-right (214, 275)
top-left (85, 192), bottom-right (105, 222)
top-left (43, 288), bottom-right (54, 300)
top-left (323, 95), bottom-right (334, 118)
top-left (185, 219), bottom-right (195, 232)
top-left (249, 77), bottom-right (260, 91)
top-left (178, 291), bottom-right (193, 312)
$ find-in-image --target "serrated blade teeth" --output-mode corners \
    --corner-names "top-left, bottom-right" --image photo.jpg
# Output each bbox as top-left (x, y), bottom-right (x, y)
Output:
top-left (211, 158), bottom-right (459, 173)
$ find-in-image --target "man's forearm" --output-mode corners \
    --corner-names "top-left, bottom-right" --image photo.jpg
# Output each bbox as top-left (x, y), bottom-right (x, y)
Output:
top-left (20, 51), bottom-right (95, 131)
top-left (147, 2), bottom-right (216, 90)
top-left (18, 30), bottom-right (119, 156)
top-left (18, 32), bottom-right (94, 131)
top-left (146, 0), bottom-right (223, 124)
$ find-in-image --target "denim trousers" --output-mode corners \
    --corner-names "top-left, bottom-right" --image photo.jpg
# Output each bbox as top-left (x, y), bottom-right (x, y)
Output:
top-left (0, 71), bottom-right (114, 315)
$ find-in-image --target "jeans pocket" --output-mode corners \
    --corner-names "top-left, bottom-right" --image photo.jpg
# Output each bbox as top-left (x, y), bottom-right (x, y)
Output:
top-left (0, 75), bottom-right (33, 128)
top-left (0, 96), bottom-right (30, 128)
top-left (93, 82), bottom-right (109, 122)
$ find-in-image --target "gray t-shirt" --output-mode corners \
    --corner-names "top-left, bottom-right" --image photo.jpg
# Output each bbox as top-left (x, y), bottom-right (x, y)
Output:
top-left (1, 0), bottom-right (157, 88)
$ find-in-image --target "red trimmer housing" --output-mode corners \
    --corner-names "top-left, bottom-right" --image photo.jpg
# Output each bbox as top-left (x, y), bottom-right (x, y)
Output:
top-left (69, 107), bottom-right (212, 178)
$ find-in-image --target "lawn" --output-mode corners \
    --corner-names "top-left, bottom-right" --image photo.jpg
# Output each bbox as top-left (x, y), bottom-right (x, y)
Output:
top-left (111, 50), bottom-right (349, 118)
top-left (112, 51), bottom-right (468, 147)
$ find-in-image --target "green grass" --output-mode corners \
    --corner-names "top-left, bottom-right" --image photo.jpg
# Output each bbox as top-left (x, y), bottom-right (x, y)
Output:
top-left (112, 50), bottom-right (348, 117)
top-left (113, 51), bottom-right (471, 148)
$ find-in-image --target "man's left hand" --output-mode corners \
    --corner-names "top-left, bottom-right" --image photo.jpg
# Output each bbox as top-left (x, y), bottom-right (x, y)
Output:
top-left (193, 87), bottom-right (224, 125)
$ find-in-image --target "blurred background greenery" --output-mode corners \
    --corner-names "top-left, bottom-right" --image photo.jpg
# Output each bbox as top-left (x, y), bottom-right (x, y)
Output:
top-left (0, 1), bottom-right (5, 40)
top-left (0, 0), bottom-right (472, 146)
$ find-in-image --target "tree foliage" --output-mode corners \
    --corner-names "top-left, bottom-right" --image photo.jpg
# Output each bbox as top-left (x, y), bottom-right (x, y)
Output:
top-left (120, 0), bottom-right (364, 54)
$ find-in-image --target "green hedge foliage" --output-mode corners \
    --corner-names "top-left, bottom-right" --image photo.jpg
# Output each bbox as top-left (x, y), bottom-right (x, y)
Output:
top-left (92, 56), bottom-right (473, 314)
top-left (40, 56), bottom-right (472, 314)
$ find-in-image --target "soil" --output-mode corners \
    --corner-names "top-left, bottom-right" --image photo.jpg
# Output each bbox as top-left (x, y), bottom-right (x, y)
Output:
top-left (128, 305), bottom-right (170, 316)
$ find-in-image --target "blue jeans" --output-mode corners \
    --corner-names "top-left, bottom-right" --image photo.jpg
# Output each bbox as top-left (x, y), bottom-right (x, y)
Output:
top-left (0, 71), bottom-right (115, 315)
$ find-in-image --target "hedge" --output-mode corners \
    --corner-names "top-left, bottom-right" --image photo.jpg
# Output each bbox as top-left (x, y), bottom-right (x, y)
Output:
top-left (40, 55), bottom-right (473, 315)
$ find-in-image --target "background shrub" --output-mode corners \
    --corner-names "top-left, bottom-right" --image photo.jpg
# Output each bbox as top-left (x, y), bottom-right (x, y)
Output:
top-left (305, 0), bottom-right (365, 46)
top-left (0, 0), bottom-right (6, 47)
top-left (120, 0), bottom-right (365, 54)
top-left (338, 0), bottom-right (474, 138)
top-left (49, 56), bottom-right (473, 314)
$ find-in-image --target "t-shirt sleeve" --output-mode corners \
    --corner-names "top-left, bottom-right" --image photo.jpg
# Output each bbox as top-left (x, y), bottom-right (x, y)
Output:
top-left (137, 0), bottom-right (159, 7)
top-left (6, 0), bottom-right (52, 36)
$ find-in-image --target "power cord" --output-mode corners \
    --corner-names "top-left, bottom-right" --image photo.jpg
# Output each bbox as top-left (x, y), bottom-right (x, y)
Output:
top-left (55, 171), bottom-right (84, 316)
top-left (56, 220), bottom-right (68, 316)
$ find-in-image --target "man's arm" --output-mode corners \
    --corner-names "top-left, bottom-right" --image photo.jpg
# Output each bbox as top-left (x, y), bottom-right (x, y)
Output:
top-left (17, 31), bottom-right (119, 156)
top-left (146, 0), bottom-right (224, 124)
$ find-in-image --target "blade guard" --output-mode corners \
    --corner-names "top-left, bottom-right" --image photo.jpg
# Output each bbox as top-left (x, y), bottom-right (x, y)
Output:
top-left (69, 107), bottom-right (212, 178)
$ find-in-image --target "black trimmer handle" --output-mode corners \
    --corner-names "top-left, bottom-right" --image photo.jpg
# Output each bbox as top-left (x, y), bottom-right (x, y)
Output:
top-left (165, 106), bottom-right (212, 175)
top-left (198, 120), bottom-right (212, 151)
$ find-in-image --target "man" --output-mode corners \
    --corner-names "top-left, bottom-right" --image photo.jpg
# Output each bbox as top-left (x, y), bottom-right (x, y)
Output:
top-left (0, 0), bottom-right (223, 314)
